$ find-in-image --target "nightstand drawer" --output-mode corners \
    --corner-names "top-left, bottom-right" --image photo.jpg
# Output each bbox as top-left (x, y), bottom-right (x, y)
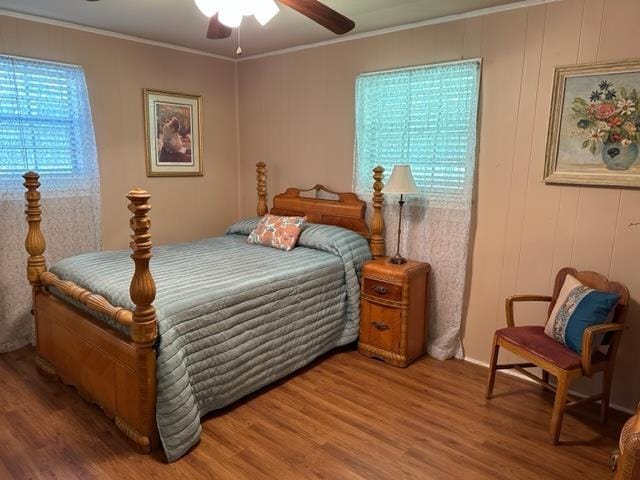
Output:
top-left (360, 300), bottom-right (402, 354)
top-left (363, 277), bottom-right (403, 303)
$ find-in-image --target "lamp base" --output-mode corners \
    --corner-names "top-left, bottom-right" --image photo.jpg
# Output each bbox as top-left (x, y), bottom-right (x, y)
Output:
top-left (389, 253), bottom-right (407, 265)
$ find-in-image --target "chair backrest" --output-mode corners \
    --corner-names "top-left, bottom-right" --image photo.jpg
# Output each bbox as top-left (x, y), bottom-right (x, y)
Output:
top-left (547, 267), bottom-right (630, 326)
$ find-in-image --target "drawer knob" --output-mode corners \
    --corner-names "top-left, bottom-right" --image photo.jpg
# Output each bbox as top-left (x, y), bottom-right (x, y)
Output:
top-left (372, 285), bottom-right (389, 295)
top-left (371, 321), bottom-right (390, 331)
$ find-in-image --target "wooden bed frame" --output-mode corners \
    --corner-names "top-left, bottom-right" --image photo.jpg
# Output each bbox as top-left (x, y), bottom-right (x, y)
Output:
top-left (23, 162), bottom-right (386, 454)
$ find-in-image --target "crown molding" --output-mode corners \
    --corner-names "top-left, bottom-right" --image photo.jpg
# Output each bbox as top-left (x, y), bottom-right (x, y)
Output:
top-left (238, 0), bottom-right (560, 61)
top-left (0, 8), bottom-right (233, 63)
top-left (0, 0), bottom-right (560, 64)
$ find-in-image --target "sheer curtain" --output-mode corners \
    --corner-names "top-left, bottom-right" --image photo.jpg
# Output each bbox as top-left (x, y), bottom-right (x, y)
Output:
top-left (356, 60), bottom-right (481, 360)
top-left (0, 55), bottom-right (101, 352)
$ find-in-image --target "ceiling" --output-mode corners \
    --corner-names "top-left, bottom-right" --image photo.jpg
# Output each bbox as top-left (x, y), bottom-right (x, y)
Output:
top-left (0, 0), bottom-right (532, 59)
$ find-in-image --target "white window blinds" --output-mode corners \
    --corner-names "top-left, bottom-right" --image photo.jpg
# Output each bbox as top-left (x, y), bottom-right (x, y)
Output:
top-left (354, 60), bottom-right (481, 203)
top-left (0, 54), bottom-right (98, 196)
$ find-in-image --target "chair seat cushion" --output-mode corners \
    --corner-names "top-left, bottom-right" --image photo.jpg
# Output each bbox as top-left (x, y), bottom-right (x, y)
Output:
top-left (497, 326), bottom-right (583, 370)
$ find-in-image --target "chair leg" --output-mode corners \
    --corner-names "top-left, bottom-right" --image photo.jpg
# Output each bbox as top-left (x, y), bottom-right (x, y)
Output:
top-left (550, 372), bottom-right (570, 445)
top-left (601, 368), bottom-right (613, 425)
top-left (486, 335), bottom-right (500, 400)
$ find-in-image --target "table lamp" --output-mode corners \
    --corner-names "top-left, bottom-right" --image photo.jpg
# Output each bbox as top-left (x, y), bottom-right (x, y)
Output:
top-left (383, 165), bottom-right (419, 264)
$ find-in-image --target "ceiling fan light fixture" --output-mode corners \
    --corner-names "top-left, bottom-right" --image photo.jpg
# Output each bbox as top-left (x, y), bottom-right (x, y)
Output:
top-left (218, 4), bottom-right (243, 28)
top-left (254, 0), bottom-right (279, 26)
top-left (194, 0), bottom-right (220, 17)
top-left (237, 0), bottom-right (256, 17)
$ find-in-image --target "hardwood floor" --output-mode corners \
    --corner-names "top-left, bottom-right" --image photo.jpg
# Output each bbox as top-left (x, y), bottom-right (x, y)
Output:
top-left (0, 346), bottom-right (626, 479)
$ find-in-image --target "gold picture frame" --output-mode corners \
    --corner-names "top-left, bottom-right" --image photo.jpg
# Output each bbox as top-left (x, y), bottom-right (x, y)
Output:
top-left (143, 89), bottom-right (203, 177)
top-left (544, 59), bottom-right (640, 188)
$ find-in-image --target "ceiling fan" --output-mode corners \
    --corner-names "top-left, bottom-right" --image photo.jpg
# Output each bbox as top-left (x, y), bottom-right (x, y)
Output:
top-left (194, 0), bottom-right (355, 40)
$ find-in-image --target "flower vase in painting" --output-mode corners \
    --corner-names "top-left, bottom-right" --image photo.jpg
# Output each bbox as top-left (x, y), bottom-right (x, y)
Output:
top-left (572, 80), bottom-right (639, 170)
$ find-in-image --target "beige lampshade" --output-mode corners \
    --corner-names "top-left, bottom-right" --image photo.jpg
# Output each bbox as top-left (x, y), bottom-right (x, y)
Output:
top-left (383, 165), bottom-right (419, 194)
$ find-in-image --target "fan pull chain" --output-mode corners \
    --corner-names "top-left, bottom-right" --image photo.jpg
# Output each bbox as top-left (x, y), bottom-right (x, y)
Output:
top-left (236, 26), bottom-right (242, 57)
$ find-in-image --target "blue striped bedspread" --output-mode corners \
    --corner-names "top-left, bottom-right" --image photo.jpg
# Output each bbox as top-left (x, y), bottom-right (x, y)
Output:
top-left (49, 218), bottom-right (371, 461)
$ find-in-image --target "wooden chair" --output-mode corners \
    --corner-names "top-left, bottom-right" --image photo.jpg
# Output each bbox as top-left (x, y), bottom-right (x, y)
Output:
top-left (486, 267), bottom-right (630, 444)
top-left (613, 403), bottom-right (640, 480)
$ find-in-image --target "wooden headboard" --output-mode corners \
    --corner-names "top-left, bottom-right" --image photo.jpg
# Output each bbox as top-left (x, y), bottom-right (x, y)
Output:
top-left (255, 162), bottom-right (386, 258)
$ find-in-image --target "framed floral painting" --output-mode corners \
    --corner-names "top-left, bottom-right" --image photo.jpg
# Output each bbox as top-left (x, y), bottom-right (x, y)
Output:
top-left (143, 89), bottom-right (203, 177)
top-left (544, 60), bottom-right (640, 187)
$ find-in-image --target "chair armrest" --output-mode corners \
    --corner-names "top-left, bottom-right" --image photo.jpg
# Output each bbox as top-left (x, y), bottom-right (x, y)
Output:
top-left (581, 323), bottom-right (625, 373)
top-left (505, 295), bottom-right (552, 327)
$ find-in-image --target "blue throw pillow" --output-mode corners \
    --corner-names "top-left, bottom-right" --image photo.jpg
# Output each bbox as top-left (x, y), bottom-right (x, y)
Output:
top-left (544, 274), bottom-right (619, 354)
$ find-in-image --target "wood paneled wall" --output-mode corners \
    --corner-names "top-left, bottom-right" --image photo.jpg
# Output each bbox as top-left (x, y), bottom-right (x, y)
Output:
top-left (0, 15), bottom-right (238, 249)
top-left (237, 0), bottom-right (640, 411)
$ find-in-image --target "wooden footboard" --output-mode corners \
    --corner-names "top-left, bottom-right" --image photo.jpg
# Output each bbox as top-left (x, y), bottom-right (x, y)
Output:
top-left (23, 172), bottom-right (159, 453)
top-left (33, 290), bottom-right (158, 451)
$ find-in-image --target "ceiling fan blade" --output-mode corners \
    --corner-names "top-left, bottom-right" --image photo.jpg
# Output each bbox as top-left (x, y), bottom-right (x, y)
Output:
top-left (279, 0), bottom-right (355, 35)
top-left (206, 14), bottom-right (232, 39)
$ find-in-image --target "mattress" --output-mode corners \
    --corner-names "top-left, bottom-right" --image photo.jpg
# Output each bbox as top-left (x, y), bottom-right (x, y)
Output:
top-left (48, 218), bottom-right (371, 461)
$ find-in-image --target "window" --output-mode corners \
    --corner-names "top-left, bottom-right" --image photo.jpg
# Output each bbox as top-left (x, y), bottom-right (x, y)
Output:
top-left (353, 60), bottom-right (481, 202)
top-left (0, 54), bottom-right (98, 195)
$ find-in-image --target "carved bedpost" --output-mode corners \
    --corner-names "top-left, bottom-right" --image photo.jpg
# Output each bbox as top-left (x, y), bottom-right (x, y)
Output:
top-left (370, 166), bottom-right (385, 259)
top-left (24, 172), bottom-right (47, 286)
top-left (127, 189), bottom-right (157, 347)
top-left (256, 161), bottom-right (268, 216)
top-left (122, 188), bottom-right (159, 451)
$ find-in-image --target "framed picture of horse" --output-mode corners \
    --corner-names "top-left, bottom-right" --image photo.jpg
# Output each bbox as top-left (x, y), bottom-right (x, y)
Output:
top-left (143, 89), bottom-right (203, 177)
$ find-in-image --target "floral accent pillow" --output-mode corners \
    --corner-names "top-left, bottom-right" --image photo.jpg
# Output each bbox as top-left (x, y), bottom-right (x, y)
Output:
top-left (247, 214), bottom-right (306, 251)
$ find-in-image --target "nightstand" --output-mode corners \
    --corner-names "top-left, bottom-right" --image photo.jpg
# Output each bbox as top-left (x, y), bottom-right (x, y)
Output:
top-left (358, 257), bottom-right (430, 367)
